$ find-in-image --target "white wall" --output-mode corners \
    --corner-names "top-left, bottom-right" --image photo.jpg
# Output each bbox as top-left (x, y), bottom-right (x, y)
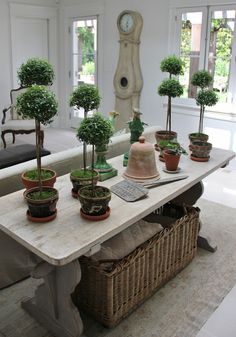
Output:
top-left (0, 0), bottom-right (57, 120)
top-left (59, 0), bottom-right (170, 128)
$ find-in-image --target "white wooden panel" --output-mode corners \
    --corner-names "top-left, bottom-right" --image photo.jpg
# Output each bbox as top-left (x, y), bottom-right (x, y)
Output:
top-left (11, 17), bottom-right (48, 87)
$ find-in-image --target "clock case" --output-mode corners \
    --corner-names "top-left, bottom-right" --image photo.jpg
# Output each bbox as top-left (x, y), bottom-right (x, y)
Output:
top-left (114, 10), bottom-right (143, 130)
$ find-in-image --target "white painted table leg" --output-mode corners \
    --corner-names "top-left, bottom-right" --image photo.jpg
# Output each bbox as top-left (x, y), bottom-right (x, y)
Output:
top-left (21, 259), bottom-right (83, 337)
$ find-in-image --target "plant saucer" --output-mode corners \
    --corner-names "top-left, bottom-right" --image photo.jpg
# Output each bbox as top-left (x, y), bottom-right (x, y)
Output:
top-left (190, 155), bottom-right (210, 162)
top-left (163, 167), bottom-right (181, 174)
top-left (26, 209), bottom-right (57, 223)
top-left (80, 207), bottom-right (110, 221)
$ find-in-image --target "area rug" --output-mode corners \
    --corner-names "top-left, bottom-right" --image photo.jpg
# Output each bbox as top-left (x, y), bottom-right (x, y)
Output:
top-left (0, 198), bottom-right (236, 337)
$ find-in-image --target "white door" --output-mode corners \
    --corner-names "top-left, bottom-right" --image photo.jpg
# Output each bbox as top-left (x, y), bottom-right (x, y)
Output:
top-left (69, 17), bottom-right (98, 127)
top-left (11, 17), bottom-right (49, 87)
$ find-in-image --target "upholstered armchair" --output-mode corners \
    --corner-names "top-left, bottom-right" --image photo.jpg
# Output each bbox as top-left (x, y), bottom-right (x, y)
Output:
top-left (1, 87), bottom-right (44, 148)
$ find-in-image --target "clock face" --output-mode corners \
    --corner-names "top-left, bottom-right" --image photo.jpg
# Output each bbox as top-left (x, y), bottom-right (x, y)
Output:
top-left (119, 13), bottom-right (134, 33)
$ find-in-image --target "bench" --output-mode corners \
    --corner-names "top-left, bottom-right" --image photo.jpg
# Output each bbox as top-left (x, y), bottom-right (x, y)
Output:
top-left (0, 144), bottom-right (50, 169)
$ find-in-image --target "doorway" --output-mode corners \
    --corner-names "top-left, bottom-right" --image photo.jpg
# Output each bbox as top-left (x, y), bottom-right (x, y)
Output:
top-left (70, 17), bottom-right (98, 127)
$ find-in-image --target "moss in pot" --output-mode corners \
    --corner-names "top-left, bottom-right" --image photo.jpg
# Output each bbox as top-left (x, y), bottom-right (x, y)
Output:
top-left (16, 85), bottom-right (58, 222)
top-left (69, 84), bottom-right (101, 197)
top-left (76, 113), bottom-right (113, 220)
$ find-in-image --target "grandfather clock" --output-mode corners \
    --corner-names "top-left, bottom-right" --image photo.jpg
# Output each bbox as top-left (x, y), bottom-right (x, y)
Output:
top-left (113, 10), bottom-right (143, 131)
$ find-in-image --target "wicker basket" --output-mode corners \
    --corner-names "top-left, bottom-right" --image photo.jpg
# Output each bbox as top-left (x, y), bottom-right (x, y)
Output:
top-left (72, 206), bottom-right (200, 328)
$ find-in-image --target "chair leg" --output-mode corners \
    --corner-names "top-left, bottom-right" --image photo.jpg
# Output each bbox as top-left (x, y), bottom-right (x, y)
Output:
top-left (1, 132), bottom-right (7, 148)
top-left (12, 132), bottom-right (16, 144)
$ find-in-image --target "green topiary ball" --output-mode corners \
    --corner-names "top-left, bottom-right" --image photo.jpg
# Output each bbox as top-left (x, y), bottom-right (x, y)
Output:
top-left (16, 85), bottom-right (58, 125)
top-left (18, 58), bottom-right (55, 87)
top-left (69, 84), bottom-right (101, 113)
top-left (160, 55), bottom-right (184, 76)
top-left (158, 78), bottom-right (184, 98)
top-left (191, 70), bottom-right (213, 89)
top-left (77, 113), bottom-right (113, 146)
top-left (196, 89), bottom-right (219, 107)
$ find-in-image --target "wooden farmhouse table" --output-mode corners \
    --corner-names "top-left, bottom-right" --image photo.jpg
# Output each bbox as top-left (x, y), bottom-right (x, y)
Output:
top-left (0, 147), bottom-right (235, 337)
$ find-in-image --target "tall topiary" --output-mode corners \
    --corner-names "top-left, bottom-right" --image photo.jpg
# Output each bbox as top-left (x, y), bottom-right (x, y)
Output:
top-left (16, 85), bottom-right (58, 195)
top-left (191, 70), bottom-right (218, 133)
top-left (69, 84), bottom-right (101, 171)
top-left (77, 112), bottom-right (113, 195)
top-left (17, 58), bottom-right (55, 87)
top-left (157, 56), bottom-right (184, 133)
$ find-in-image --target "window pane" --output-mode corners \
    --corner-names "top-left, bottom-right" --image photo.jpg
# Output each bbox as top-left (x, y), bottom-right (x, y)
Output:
top-left (72, 18), bottom-right (97, 119)
top-left (179, 12), bottom-right (203, 98)
top-left (207, 10), bottom-right (235, 103)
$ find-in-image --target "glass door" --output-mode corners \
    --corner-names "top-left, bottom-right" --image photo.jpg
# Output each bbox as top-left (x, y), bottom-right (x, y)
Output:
top-left (70, 16), bottom-right (97, 127)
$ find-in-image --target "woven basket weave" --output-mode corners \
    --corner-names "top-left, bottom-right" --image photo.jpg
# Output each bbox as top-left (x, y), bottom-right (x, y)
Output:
top-left (73, 206), bottom-right (200, 328)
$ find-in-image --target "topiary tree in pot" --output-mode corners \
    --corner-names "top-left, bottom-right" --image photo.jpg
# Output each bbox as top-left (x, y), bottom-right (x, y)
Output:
top-left (16, 85), bottom-right (58, 222)
top-left (189, 70), bottom-right (218, 162)
top-left (17, 57), bottom-right (57, 188)
top-left (69, 84), bottom-right (101, 197)
top-left (156, 55), bottom-right (184, 148)
top-left (76, 113), bottom-right (113, 220)
top-left (189, 70), bottom-right (219, 142)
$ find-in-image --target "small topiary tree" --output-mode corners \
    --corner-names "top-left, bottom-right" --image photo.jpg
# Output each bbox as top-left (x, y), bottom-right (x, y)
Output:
top-left (191, 70), bottom-right (218, 133)
top-left (17, 58), bottom-right (55, 87)
top-left (69, 84), bottom-right (101, 171)
top-left (16, 85), bottom-right (58, 195)
top-left (157, 55), bottom-right (184, 133)
top-left (77, 112), bottom-right (113, 196)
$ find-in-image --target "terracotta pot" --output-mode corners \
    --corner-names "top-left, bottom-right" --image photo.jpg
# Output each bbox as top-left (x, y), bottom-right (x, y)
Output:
top-left (21, 168), bottom-right (57, 190)
top-left (189, 132), bottom-right (209, 144)
top-left (155, 130), bottom-right (177, 150)
top-left (70, 169), bottom-right (99, 198)
top-left (78, 185), bottom-right (111, 220)
top-left (24, 186), bottom-right (59, 222)
top-left (189, 141), bottom-right (212, 162)
top-left (163, 150), bottom-right (180, 171)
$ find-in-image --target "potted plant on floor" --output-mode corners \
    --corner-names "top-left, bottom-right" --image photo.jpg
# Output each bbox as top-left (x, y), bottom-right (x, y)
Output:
top-left (69, 84), bottom-right (101, 197)
top-left (160, 140), bottom-right (187, 172)
top-left (156, 55), bottom-right (184, 153)
top-left (189, 70), bottom-right (218, 161)
top-left (76, 113), bottom-right (113, 220)
top-left (16, 85), bottom-right (59, 222)
top-left (18, 57), bottom-right (57, 188)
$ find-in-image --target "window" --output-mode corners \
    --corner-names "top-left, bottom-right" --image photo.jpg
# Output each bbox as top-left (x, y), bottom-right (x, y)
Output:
top-left (70, 16), bottom-right (98, 125)
top-left (172, 5), bottom-right (236, 111)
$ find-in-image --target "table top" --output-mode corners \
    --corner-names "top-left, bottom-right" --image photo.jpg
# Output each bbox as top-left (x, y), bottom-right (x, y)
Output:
top-left (0, 147), bottom-right (234, 266)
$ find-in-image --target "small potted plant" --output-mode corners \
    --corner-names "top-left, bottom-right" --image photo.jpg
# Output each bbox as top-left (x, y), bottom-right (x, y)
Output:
top-left (16, 85), bottom-right (58, 222)
top-left (160, 140), bottom-right (187, 172)
top-left (156, 55), bottom-right (184, 150)
top-left (69, 84), bottom-right (101, 197)
top-left (189, 70), bottom-right (218, 161)
top-left (18, 57), bottom-right (57, 188)
top-left (76, 113), bottom-right (113, 220)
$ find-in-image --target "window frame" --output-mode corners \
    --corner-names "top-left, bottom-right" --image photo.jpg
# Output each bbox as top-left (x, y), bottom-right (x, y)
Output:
top-left (170, 4), bottom-right (236, 114)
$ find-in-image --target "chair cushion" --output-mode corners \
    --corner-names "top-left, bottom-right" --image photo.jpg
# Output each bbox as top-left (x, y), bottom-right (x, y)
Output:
top-left (0, 144), bottom-right (50, 169)
top-left (1, 119), bottom-right (35, 130)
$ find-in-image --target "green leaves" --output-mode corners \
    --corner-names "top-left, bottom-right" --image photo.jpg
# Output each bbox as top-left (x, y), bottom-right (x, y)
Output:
top-left (77, 113), bottom-right (113, 147)
top-left (16, 85), bottom-right (58, 125)
top-left (158, 79), bottom-right (184, 98)
top-left (160, 55), bottom-right (184, 76)
top-left (191, 70), bottom-right (213, 89)
top-left (17, 58), bottom-right (55, 87)
top-left (69, 84), bottom-right (101, 113)
top-left (196, 89), bottom-right (219, 107)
